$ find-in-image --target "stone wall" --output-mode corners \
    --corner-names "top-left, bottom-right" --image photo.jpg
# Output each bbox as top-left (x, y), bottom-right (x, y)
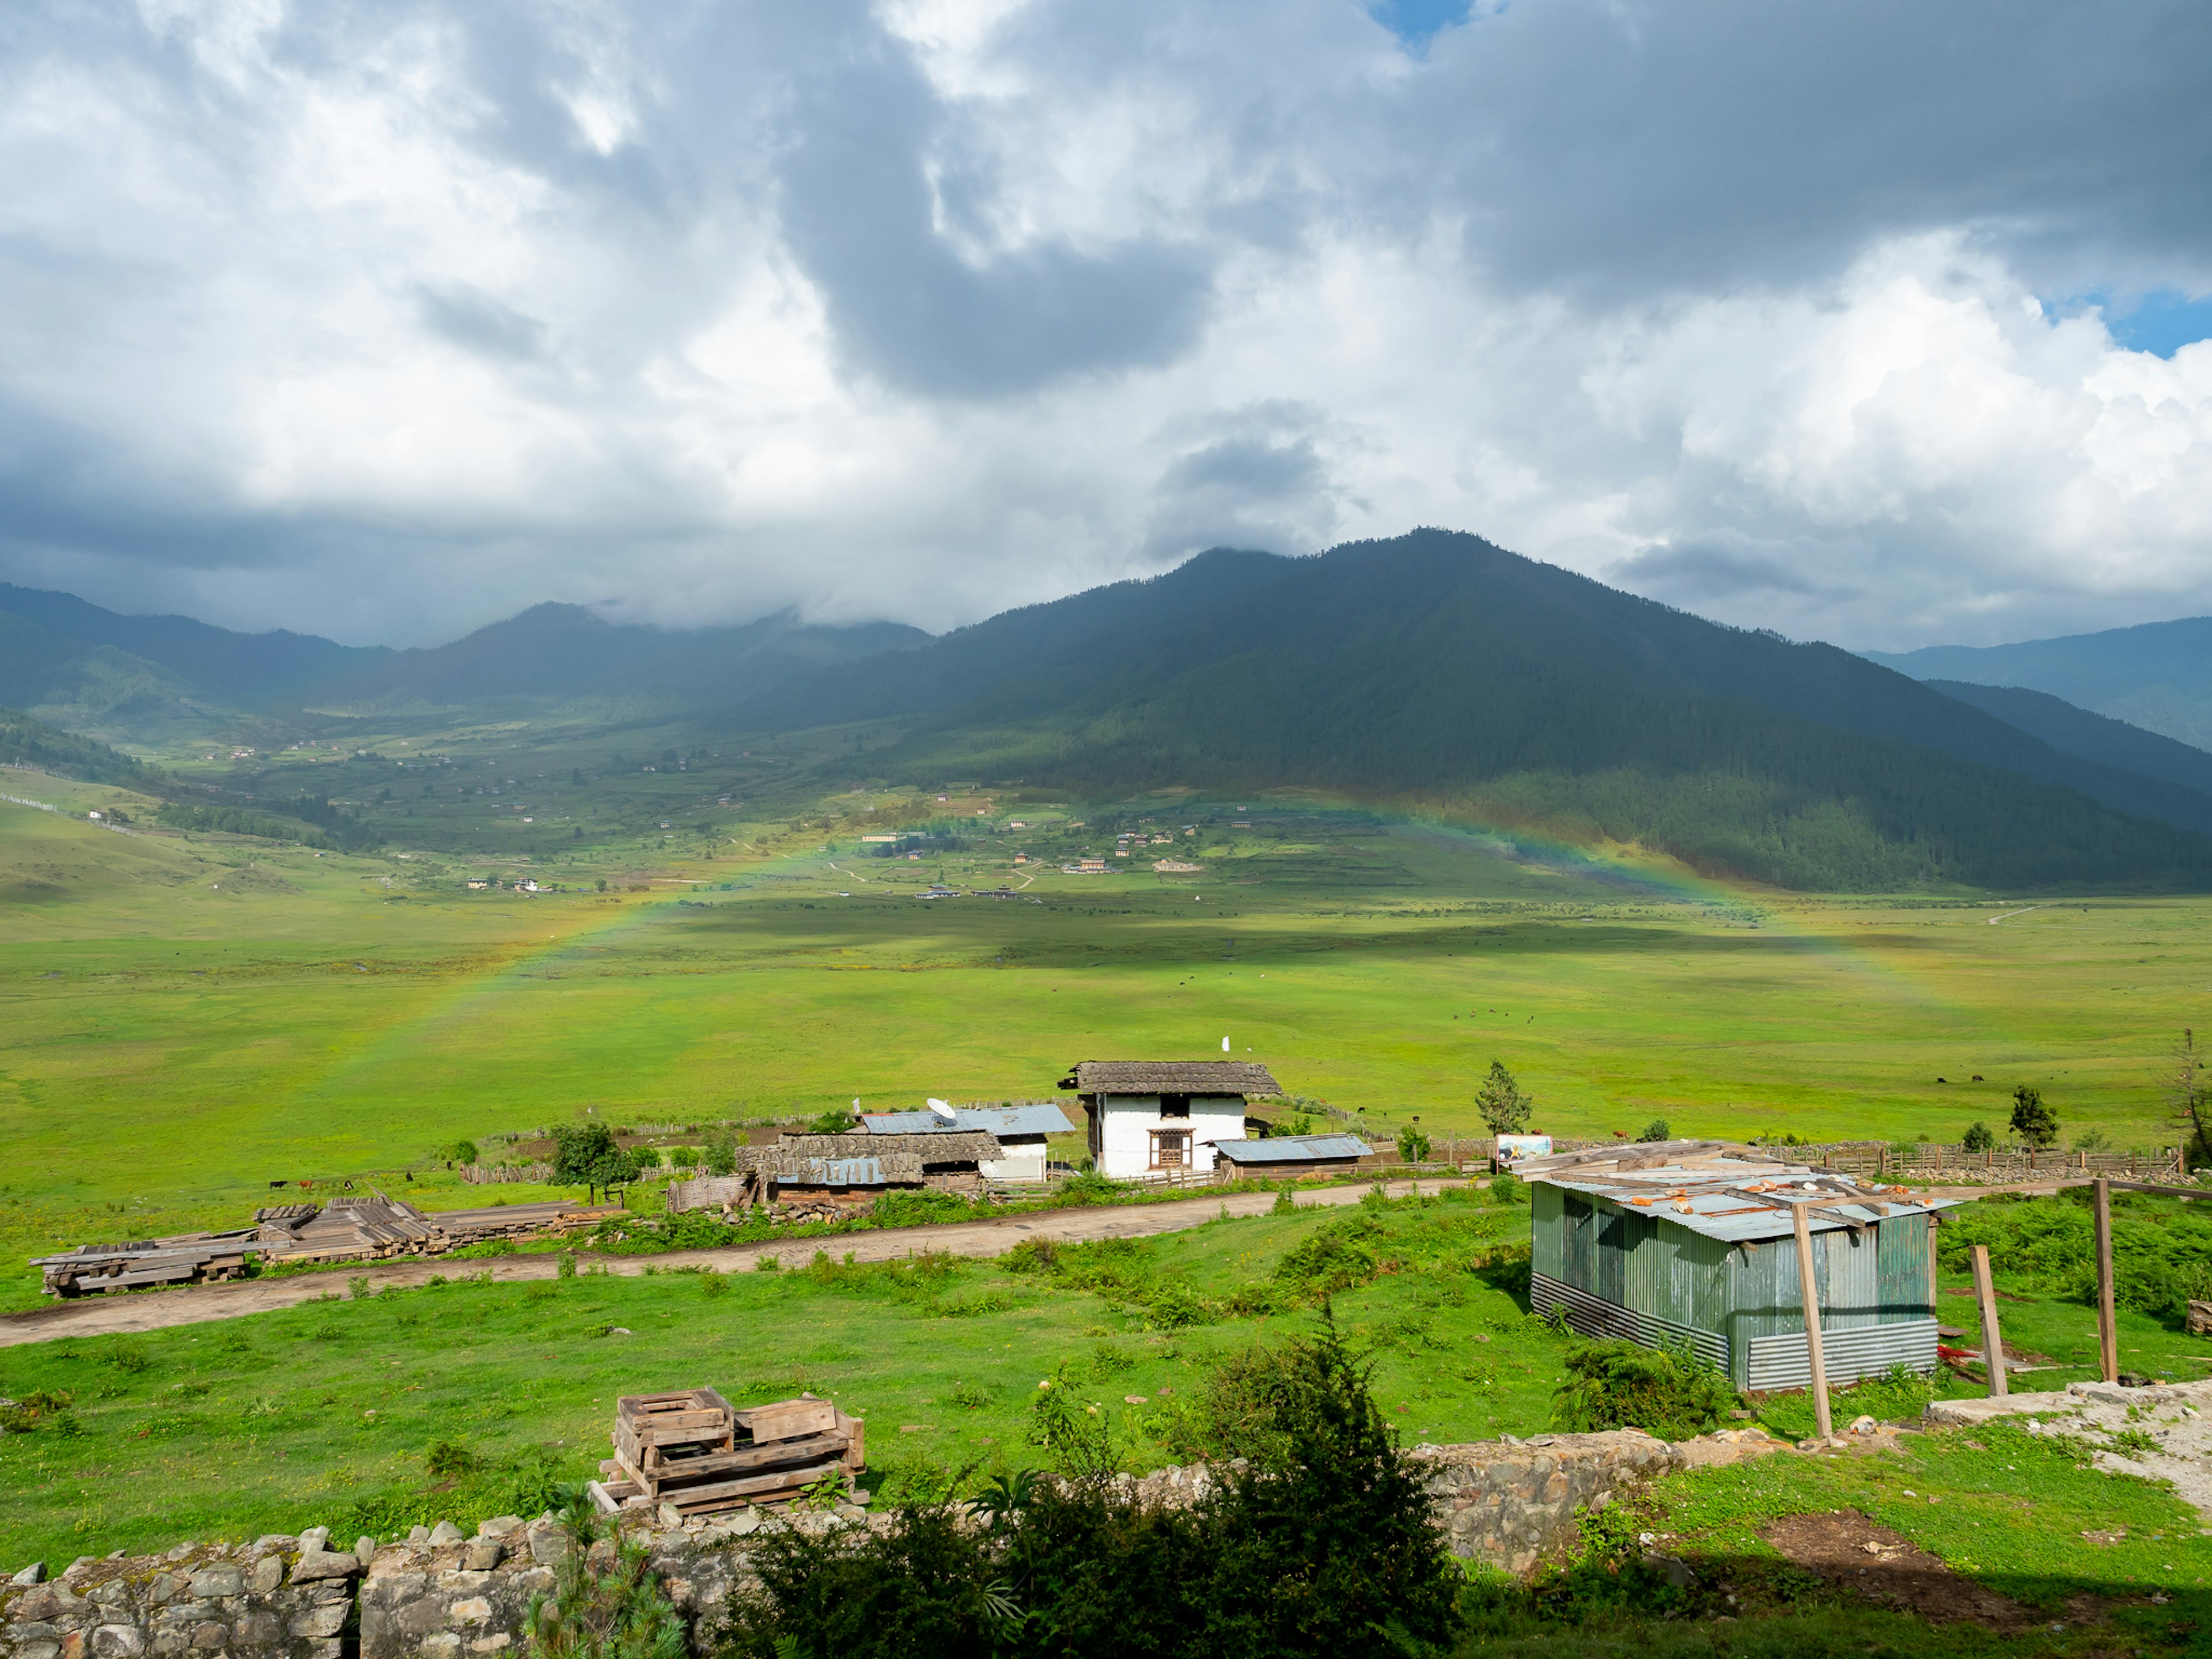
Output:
top-left (1409, 1430), bottom-right (1685, 1573)
top-left (3, 1429), bottom-right (1721, 1658)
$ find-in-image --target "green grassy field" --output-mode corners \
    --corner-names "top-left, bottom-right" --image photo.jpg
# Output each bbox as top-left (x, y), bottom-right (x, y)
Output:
top-left (3, 1188), bottom-right (2210, 1649)
top-left (5, 761), bottom-right (2212, 1302)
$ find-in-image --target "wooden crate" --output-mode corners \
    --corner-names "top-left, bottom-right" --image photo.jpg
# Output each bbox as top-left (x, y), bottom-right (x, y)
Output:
top-left (609, 1390), bottom-right (863, 1515)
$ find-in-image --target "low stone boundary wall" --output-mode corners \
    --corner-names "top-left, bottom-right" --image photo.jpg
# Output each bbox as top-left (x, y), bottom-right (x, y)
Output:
top-left (3, 1429), bottom-right (1759, 1657)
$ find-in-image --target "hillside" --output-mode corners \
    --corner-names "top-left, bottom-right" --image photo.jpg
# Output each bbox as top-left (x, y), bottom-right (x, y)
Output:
top-left (725, 531), bottom-right (2212, 892)
top-left (0, 705), bottom-right (158, 787)
top-left (308, 603), bottom-right (930, 714)
top-left (1866, 618), bottom-right (2212, 751)
top-left (1925, 681), bottom-right (2212, 799)
top-left (0, 584), bottom-right (930, 736)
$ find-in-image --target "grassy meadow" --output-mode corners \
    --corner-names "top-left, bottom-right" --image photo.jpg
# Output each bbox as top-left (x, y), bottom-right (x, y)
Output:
top-left (3, 1187), bottom-right (2211, 1635)
top-left (6, 752), bottom-right (2212, 1303)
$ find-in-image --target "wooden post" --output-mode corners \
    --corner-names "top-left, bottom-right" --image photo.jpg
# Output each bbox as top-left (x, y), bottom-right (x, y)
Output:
top-left (2094, 1177), bottom-right (2119, 1382)
top-left (1791, 1200), bottom-right (1833, 1440)
top-left (1971, 1244), bottom-right (2008, 1397)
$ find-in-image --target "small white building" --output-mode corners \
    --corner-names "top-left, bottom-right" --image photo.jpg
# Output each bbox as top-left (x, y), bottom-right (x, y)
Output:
top-left (1058, 1060), bottom-right (1281, 1179)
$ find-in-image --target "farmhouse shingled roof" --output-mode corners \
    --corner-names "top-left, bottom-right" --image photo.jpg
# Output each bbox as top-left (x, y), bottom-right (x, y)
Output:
top-left (1060, 1060), bottom-right (1281, 1095)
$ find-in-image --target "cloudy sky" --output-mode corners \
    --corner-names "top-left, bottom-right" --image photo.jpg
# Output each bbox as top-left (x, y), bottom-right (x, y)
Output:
top-left (2, 0), bottom-right (2209, 650)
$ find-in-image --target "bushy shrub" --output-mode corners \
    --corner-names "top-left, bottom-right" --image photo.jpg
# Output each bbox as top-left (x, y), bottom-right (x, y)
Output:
top-left (720, 1325), bottom-right (1458, 1659)
top-left (1550, 1339), bottom-right (1740, 1440)
top-left (1395, 1124), bottom-right (1432, 1161)
top-left (1488, 1169), bottom-right (1522, 1205)
top-left (1961, 1120), bottom-right (1995, 1154)
top-left (1635, 1119), bottom-right (1671, 1143)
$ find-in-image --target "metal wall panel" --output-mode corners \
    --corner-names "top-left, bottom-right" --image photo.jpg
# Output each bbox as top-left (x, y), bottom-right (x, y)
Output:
top-left (1531, 1271), bottom-right (1730, 1374)
top-left (1746, 1318), bottom-right (1938, 1389)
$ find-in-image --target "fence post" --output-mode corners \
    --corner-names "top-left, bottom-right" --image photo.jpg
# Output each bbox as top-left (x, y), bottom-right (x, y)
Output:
top-left (1791, 1201), bottom-right (1833, 1440)
top-left (2094, 1177), bottom-right (2119, 1383)
top-left (1971, 1244), bottom-right (2008, 1398)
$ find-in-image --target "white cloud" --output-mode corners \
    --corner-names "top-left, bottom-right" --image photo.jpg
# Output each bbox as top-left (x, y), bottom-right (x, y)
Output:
top-left (0, 0), bottom-right (2206, 648)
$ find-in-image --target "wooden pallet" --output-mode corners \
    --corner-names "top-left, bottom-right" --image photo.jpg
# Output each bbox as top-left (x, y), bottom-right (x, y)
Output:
top-left (607, 1389), bottom-right (864, 1514)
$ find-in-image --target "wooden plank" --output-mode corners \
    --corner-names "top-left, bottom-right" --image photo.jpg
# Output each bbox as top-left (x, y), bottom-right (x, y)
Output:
top-left (1791, 1200), bottom-right (1834, 1440)
top-left (1971, 1244), bottom-right (2008, 1399)
top-left (657, 1459), bottom-right (847, 1509)
top-left (836, 1408), bottom-right (866, 1476)
top-left (2095, 1177), bottom-right (2119, 1383)
top-left (739, 1397), bottom-right (837, 1442)
top-left (647, 1433), bottom-right (848, 1483)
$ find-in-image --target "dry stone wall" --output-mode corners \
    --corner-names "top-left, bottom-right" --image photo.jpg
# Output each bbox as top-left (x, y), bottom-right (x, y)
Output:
top-left (3, 1429), bottom-right (1730, 1658)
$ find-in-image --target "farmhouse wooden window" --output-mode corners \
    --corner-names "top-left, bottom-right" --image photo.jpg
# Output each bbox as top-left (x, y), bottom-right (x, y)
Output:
top-left (1160, 1094), bottom-right (1191, 1119)
top-left (1151, 1130), bottom-right (1191, 1169)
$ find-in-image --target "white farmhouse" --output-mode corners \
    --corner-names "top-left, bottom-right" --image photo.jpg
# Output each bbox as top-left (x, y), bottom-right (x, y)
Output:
top-left (1058, 1060), bottom-right (1281, 1179)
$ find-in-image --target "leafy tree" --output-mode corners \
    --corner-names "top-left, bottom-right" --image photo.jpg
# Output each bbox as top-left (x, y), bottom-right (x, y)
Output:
top-left (2010, 1085), bottom-right (2059, 1150)
top-left (1635, 1119), bottom-right (1671, 1142)
top-left (1475, 1059), bottom-right (1533, 1135)
top-left (2167, 1028), bottom-right (2212, 1163)
top-left (550, 1123), bottom-right (643, 1200)
top-left (1394, 1124), bottom-right (1431, 1162)
top-left (1961, 1120), bottom-right (1995, 1154)
top-left (703, 1129), bottom-right (738, 1177)
top-left (442, 1138), bottom-right (480, 1166)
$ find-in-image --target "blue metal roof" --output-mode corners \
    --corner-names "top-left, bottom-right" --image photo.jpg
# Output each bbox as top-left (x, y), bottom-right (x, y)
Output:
top-left (859, 1103), bottom-right (1075, 1139)
top-left (1214, 1133), bottom-right (1373, 1164)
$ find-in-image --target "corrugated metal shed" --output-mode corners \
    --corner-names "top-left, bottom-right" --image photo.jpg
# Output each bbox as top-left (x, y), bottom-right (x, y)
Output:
top-left (859, 1104), bottom-right (1074, 1139)
top-left (1213, 1133), bottom-right (1373, 1165)
top-left (1523, 1142), bottom-right (1952, 1391)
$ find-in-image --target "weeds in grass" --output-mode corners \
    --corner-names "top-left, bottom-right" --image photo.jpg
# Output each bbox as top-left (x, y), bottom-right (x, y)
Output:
top-left (347, 1275), bottom-right (373, 1301)
top-left (700, 1271), bottom-right (728, 1297)
top-left (108, 1342), bottom-right (151, 1374)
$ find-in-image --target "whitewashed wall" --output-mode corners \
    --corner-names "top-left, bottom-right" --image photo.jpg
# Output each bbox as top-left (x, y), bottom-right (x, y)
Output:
top-left (1094, 1095), bottom-right (1246, 1177)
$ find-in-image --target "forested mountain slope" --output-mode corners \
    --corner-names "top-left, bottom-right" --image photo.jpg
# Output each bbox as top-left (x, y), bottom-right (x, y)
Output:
top-left (728, 531), bottom-right (2212, 892)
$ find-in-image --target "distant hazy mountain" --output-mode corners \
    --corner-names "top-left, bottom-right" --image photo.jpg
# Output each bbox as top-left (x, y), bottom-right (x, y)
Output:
top-left (0, 584), bottom-right (928, 736)
top-left (1866, 619), bottom-right (2212, 751)
top-left (310, 603), bottom-right (929, 713)
top-left (727, 530), bottom-right (2212, 892)
top-left (1923, 681), bottom-right (2212, 798)
top-left (0, 582), bottom-right (388, 713)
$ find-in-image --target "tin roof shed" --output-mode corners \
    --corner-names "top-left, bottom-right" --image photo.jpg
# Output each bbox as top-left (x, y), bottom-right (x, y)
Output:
top-left (1519, 1142), bottom-right (1957, 1392)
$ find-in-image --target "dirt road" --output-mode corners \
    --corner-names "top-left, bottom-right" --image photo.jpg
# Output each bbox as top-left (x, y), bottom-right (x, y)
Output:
top-left (0, 1178), bottom-right (1469, 1348)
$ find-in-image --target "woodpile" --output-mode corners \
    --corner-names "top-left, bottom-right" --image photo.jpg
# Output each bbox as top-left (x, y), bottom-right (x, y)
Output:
top-left (594, 1389), bottom-right (864, 1516)
top-left (31, 1192), bottom-right (622, 1297)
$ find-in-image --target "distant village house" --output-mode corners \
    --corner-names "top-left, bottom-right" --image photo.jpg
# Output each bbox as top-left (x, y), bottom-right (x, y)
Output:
top-left (1058, 1060), bottom-right (1281, 1179)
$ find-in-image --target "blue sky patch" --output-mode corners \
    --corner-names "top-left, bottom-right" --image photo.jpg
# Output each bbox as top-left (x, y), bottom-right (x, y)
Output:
top-left (1370, 0), bottom-right (1475, 52)
top-left (2050, 288), bottom-right (2212, 358)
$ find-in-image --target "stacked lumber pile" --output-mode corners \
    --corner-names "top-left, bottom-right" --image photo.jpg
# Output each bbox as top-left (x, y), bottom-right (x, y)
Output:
top-left (596, 1389), bottom-right (864, 1516)
top-left (31, 1192), bottom-right (624, 1297)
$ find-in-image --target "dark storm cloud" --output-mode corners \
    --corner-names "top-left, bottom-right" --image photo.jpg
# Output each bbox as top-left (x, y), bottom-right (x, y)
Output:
top-left (1399, 1), bottom-right (2212, 297)
top-left (0, 0), bottom-right (2206, 646)
top-left (772, 25), bottom-right (1213, 399)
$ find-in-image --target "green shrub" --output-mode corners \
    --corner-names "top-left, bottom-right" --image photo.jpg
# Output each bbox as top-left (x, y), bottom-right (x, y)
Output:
top-left (870, 1190), bottom-right (979, 1229)
top-left (804, 1108), bottom-right (858, 1135)
top-left (1550, 1339), bottom-right (1740, 1439)
top-left (1961, 1120), bottom-right (1995, 1154)
top-left (1271, 1182), bottom-right (1297, 1215)
top-left (1488, 1169), bottom-right (1522, 1205)
top-left (1395, 1124), bottom-right (1432, 1162)
top-left (1635, 1119), bottom-right (1671, 1143)
top-left (722, 1324), bottom-right (1457, 1659)
top-left (424, 1438), bottom-right (483, 1479)
top-left (1273, 1214), bottom-right (1382, 1301)
top-left (528, 1531), bottom-right (685, 1659)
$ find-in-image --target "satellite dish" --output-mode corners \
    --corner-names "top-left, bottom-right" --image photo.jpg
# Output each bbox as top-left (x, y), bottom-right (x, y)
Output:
top-left (927, 1097), bottom-right (956, 1122)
